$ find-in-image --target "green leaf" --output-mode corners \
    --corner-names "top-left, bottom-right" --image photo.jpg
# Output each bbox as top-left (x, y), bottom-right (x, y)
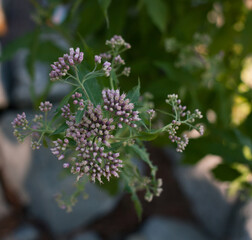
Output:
top-left (136, 129), bottom-right (162, 141)
top-left (129, 144), bottom-right (157, 178)
top-left (127, 79), bottom-right (140, 104)
top-left (75, 109), bottom-right (85, 124)
top-left (51, 123), bottom-right (68, 135)
top-left (126, 185), bottom-right (142, 220)
top-left (84, 78), bottom-right (103, 105)
top-left (143, 0), bottom-right (168, 33)
top-left (98, 0), bottom-right (111, 27)
top-left (212, 164), bottom-right (242, 182)
top-left (97, 177), bottom-right (119, 196)
top-left (0, 30), bottom-right (36, 62)
top-left (110, 69), bottom-right (119, 87)
top-left (78, 34), bottom-right (95, 68)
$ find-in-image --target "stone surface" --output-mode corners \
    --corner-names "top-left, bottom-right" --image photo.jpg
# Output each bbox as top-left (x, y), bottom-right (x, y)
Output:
top-left (3, 223), bottom-right (40, 240)
top-left (11, 50), bottom-right (71, 108)
top-left (127, 216), bottom-right (210, 240)
top-left (230, 200), bottom-right (252, 240)
top-left (0, 185), bottom-right (11, 220)
top-left (25, 145), bottom-right (119, 234)
top-left (72, 231), bottom-right (102, 240)
top-left (168, 149), bottom-right (234, 239)
top-left (0, 76), bottom-right (8, 109)
top-left (0, 111), bottom-right (32, 204)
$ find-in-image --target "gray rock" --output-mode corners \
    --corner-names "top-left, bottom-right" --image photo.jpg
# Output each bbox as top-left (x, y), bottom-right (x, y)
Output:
top-left (0, 78), bottom-right (8, 109)
top-left (127, 216), bottom-right (210, 240)
top-left (11, 49), bottom-right (71, 108)
top-left (3, 223), bottom-right (40, 240)
top-left (71, 231), bottom-right (102, 240)
top-left (0, 185), bottom-right (11, 220)
top-left (229, 200), bottom-right (252, 240)
top-left (0, 111), bottom-right (32, 204)
top-left (168, 149), bottom-right (234, 239)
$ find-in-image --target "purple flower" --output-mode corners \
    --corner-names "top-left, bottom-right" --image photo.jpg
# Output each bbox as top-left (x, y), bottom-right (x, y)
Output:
top-left (94, 55), bottom-right (102, 64)
top-left (39, 101), bottom-right (53, 112)
top-left (102, 89), bottom-right (141, 128)
top-left (49, 48), bottom-right (84, 81)
top-left (103, 61), bottom-right (112, 77)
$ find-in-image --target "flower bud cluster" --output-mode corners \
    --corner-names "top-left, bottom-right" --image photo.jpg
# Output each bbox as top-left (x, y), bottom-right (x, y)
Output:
top-left (105, 35), bottom-right (131, 49)
top-left (122, 67), bottom-right (131, 77)
top-left (12, 112), bottom-right (29, 142)
top-left (99, 53), bottom-right (112, 60)
top-left (49, 48), bottom-right (84, 81)
top-left (12, 112), bottom-right (28, 130)
top-left (165, 94), bottom-right (204, 152)
top-left (114, 55), bottom-right (125, 65)
top-left (102, 89), bottom-right (141, 128)
top-left (68, 141), bottom-right (123, 183)
top-left (39, 101), bottom-right (53, 112)
top-left (144, 178), bottom-right (163, 202)
top-left (72, 92), bottom-right (85, 110)
top-left (147, 109), bottom-right (156, 120)
top-left (51, 138), bottom-right (69, 161)
top-left (103, 61), bottom-right (112, 77)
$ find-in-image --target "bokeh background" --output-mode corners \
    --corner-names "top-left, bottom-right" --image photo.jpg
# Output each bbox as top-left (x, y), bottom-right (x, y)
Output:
top-left (1, 0), bottom-right (252, 239)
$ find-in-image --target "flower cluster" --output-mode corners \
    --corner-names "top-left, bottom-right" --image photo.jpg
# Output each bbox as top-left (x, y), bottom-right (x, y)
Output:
top-left (103, 61), bottom-right (112, 77)
top-left (39, 101), bottom-right (53, 112)
top-left (105, 35), bottom-right (131, 49)
top-left (71, 142), bottom-right (123, 183)
top-left (165, 94), bottom-right (204, 152)
top-left (12, 112), bottom-right (28, 142)
top-left (49, 48), bottom-right (84, 81)
top-left (102, 89), bottom-right (141, 128)
top-left (51, 138), bottom-right (69, 161)
top-left (122, 67), bottom-right (131, 77)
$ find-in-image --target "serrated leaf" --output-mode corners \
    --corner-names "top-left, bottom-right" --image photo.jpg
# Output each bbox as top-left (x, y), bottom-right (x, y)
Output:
top-left (98, 0), bottom-right (111, 27)
top-left (212, 164), bottom-right (242, 182)
top-left (127, 79), bottom-right (140, 104)
top-left (97, 177), bottom-right (119, 196)
top-left (143, 0), bottom-right (168, 33)
top-left (136, 129), bottom-right (162, 141)
top-left (75, 109), bottom-right (85, 124)
top-left (129, 144), bottom-right (157, 178)
top-left (51, 123), bottom-right (68, 135)
top-left (126, 185), bottom-right (142, 220)
top-left (84, 78), bottom-right (103, 105)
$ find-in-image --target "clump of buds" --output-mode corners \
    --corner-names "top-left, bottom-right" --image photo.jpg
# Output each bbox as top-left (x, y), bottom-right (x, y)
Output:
top-left (49, 48), bottom-right (84, 81)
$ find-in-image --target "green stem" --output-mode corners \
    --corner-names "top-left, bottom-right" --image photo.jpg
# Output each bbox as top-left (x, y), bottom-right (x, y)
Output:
top-left (74, 66), bottom-right (90, 101)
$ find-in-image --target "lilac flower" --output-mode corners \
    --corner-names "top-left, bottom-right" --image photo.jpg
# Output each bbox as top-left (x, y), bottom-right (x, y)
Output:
top-left (102, 89), bottom-right (141, 128)
top-left (49, 48), bottom-right (84, 81)
top-left (114, 55), bottom-right (125, 65)
top-left (99, 53), bottom-right (112, 60)
top-left (65, 101), bottom-right (115, 146)
top-left (106, 35), bottom-right (131, 49)
top-left (12, 112), bottom-right (28, 129)
top-left (103, 61), bottom-right (112, 77)
top-left (39, 101), bottom-right (53, 112)
top-left (51, 138), bottom-right (69, 161)
top-left (122, 67), bottom-right (131, 77)
top-left (94, 55), bottom-right (102, 64)
top-left (147, 109), bottom-right (155, 120)
top-left (70, 141), bottom-right (123, 183)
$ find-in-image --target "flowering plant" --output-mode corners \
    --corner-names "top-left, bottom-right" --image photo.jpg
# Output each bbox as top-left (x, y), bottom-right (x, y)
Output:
top-left (12, 35), bottom-right (204, 216)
